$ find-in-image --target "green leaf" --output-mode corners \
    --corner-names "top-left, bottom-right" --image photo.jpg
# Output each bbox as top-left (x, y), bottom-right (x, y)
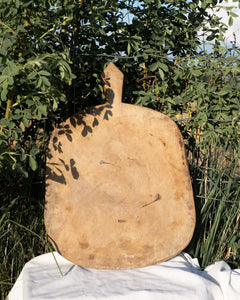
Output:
top-left (12, 114), bottom-right (22, 120)
top-left (149, 62), bottom-right (158, 71)
top-left (215, 90), bottom-right (228, 96)
top-left (20, 152), bottom-right (27, 162)
top-left (127, 43), bottom-right (131, 55)
top-left (131, 40), bottom-right (139, 52)
top-left (0, 75), bottom-right (8, 84)
top-left (59, 66), bottom-right (65, 80)
top-left (39, 70), bottom-right (51, 76)
top-left (26, 99), bottom-right (34, 106)
top-left (11, 130), bottom-right (18, 140)
top-left (22, 117), bottom-right (29, 128)
top-left (99, 28), bottom-right (106, 35)
top-left (21, 168), bottom-right (28, 178)
top-left (58, 60), bottom-right (72, 75)
top-left (27, 72), bottom-right (38, 80)
top-left (15, 0), bottom-right (20, 8)
top-left (190, 69), bottom-right (202, 77)
top-left (158, 68), bottom-right (164, 80)
top-left (228, 16), bottom-right (233, 26)
top-left (37, 105), bottom-right (47, 116)
top-left (1, 88), bottom-right (8, 101)
top-left (7, 61), bottom-right (20, 76)
top-left (230, 12), bottom-right (238, 18)
top-left (29, 156), bottom-right (38, 171)
top-left (30, 147), bottom-right (40, 156)
top-left (36, 77), bottom-right (42, 89)
top-left (41, 76), bottom-right (51, 87)
top-left (158, 62), bottom-right (168, 72)
top-left (53, 99), bottom-right (58, 111)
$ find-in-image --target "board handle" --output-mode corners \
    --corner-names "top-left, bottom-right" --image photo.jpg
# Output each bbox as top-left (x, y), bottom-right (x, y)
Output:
top-left (102, 62), bottom-right (124, 110)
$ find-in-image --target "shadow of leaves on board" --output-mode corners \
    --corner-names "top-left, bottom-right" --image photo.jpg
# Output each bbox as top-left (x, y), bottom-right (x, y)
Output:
top-left (46, 75), bottom-right (115, 186)
top-left (45, 157), bottom-right (79, 186)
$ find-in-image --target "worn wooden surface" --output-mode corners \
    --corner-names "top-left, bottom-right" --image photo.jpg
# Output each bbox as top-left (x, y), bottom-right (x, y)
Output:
top-left (45, 62), bottom-right (195, 269)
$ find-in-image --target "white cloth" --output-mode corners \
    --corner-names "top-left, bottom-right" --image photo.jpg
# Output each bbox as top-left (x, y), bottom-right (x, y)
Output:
top-left (6, 252), bottom-right (240, 300)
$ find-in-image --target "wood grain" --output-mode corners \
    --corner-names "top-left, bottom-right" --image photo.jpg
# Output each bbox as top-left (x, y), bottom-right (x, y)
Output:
top-left (45, 63), bottom-right (195, 269)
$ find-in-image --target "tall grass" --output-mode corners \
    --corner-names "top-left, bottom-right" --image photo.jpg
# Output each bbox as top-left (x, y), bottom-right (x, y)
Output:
top-left (186, 142), bottom-right (240, 268)
top-left (0, 175), bottom-right (52, 299)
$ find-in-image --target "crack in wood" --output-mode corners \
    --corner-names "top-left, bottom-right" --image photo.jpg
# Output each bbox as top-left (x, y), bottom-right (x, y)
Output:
top-left (142, 193), bottom-right (161, 208)
top-left (99, 160), bottom-right (112, 165)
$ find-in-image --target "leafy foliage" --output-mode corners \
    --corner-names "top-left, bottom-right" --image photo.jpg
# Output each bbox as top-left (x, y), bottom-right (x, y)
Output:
top-left (0, 0), bottom-right (236, 176)
top-left (0, 0), bottom-right (76, 178)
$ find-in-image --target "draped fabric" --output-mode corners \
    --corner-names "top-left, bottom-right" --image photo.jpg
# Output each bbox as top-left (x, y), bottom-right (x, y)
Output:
top-left (7, 252), bottom-right (240, 300)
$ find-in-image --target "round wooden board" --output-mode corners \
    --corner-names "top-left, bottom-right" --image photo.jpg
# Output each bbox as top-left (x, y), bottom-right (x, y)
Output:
top-left (45, 63), bottom-right (195, 269)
